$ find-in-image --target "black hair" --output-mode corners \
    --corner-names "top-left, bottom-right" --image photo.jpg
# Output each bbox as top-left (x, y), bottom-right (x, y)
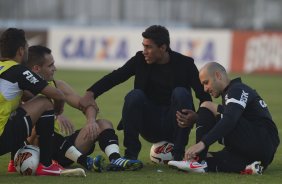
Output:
top-left (26, 45), bottom-right (51, 68)
top-left (0, 28), bottom-right (27, 58)
top-left (142, 25), bottom-right (170, 50)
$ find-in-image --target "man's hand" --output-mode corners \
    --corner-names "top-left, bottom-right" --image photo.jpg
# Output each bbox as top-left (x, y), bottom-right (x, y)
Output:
top-left (79, 91), bottom-right (99, 113)
top-left (176, 109), bottom-right (198, 128)
top-left (83, 120), bottom-right (100, 141)
top-left (57, 114), bottom-right (75, 135)
top-left (184, 141), bottom-right (206, 160)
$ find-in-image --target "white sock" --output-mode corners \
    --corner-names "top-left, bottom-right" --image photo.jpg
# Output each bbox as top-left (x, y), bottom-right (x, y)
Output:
top-left (104, 144), bottom-right (119, 158)
top-left (65, 146), bottom-right (82, 162)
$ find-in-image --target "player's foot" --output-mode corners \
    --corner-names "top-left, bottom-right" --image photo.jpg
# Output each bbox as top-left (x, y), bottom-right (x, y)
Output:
top-left (168, 159), bottom-right (207, 173)
top-left (86, 155), bottom-right (105, 172)
top-left (7, 160), bottom-right (17, 173)
top-left (241, 161), bottom-right (263, 175)
top-left (36, 162), bottom-right (86, 177)
top-left (106, 157), bottom-right (143, 171)
top-left (36, 162), bottom-right (64, 176)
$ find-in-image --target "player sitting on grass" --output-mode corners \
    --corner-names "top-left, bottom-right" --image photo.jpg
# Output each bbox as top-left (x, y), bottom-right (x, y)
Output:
top-left (8, 45), bottom-right (143, 173)
top-left (168, 62), bottom-right (279, 174)
top-left (0, 28), bottom-right (68, 176)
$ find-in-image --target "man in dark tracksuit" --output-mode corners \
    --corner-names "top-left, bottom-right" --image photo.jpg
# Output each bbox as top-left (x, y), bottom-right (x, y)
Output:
top-left (79, 25), bottom-right (211, 161)
top-left (169, 62), bottom-right (279, 174)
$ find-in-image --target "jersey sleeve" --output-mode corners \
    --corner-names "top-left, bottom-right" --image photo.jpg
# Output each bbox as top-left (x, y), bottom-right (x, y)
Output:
top-left (225, 86), bottom-right (251, 109)
top-left (15, 65), bottom-right (48, 95)
top-left (201, 85), bottom-right (250, 146)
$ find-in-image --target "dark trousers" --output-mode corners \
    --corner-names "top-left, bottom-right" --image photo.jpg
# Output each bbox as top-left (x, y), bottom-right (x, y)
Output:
top-left (121, 88), bottom-right (193, 160)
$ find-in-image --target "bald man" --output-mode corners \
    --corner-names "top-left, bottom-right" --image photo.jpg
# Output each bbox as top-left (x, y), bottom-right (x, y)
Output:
top-left (168, 62), bottom-right (279, 174)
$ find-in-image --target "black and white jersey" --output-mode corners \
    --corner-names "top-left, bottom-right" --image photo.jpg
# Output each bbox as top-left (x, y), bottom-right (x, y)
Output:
top-left (202, 78), bottom-right (277, 146)
top-left (0, 62), bottom-right (48, 134)
top-left (0, 64), bottom-right (48, 95)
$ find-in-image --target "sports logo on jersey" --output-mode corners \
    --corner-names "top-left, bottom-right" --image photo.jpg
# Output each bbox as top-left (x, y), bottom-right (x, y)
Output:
top-left (225, 90), bottom-right (249, 108)
top-left (240, 90), bottom-right (249, 104)
top-left (23, 70), bottom-right (39, 84)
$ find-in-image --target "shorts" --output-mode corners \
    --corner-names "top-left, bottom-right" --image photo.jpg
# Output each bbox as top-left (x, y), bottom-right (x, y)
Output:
top-left (0, 108), bottom-right (32, 155)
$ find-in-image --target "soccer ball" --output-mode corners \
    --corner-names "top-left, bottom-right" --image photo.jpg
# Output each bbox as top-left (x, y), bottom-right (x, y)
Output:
top-left (14, 145), bottom-right (40, 175)
top-left (150, 141), bottom-right (174, 164)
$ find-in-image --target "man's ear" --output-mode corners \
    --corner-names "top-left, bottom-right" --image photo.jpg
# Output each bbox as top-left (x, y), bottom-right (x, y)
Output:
top-left (215, 71), bottom-right (222, 80)
top-left (17, 46), bottom-right (25, 57)
top-left (32, 65), bottom-right (41, 72)
top-left (160, 44), bottom-right (167, 52)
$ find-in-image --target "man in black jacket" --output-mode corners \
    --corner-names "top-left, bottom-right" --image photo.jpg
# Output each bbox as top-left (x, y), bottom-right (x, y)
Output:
top-left (79, 25), bottom-right (211, 161)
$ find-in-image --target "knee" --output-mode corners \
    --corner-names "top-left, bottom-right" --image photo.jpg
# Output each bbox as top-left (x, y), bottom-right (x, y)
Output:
top-left (96, 119), bottom-right (113, 132)
top-left (124, 89), bottom-right (146, 106)
top-left (172, 87), bottom-right (191, 99)
top-left (171, 87), bottom-right (193, 104)
top-left (37, 96), bottom-right (54, 110)
top-left (200, 101), bottom-right (218, 116)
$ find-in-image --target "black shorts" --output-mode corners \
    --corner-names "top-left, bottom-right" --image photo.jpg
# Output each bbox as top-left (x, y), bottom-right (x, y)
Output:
top-left (52, 130), bottom-right (96, 167)
top-left (0, 107), bottom-right (32, 155)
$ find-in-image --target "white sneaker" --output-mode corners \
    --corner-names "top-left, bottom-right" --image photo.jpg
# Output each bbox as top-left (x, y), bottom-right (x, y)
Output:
top-left (168, 160), bottom-right (207, 173)
top-left (241, 161), bottom-right (263, 175)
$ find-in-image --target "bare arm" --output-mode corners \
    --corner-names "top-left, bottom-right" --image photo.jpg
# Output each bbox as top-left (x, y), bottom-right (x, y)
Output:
top-left (40, 85), bottom-right (65, 115)
top-left (56, 80), bottom-right (100, 140)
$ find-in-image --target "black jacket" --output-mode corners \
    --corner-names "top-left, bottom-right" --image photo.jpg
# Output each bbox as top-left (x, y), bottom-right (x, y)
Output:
top-left (88, 50), bottom-right (211, 105)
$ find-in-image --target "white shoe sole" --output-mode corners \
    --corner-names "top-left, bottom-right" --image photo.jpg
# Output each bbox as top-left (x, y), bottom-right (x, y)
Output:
top-left (60, 168), bottom-right (86, 177)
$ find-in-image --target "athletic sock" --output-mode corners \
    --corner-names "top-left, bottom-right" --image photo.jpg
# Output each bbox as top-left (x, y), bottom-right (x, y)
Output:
top-left (35, 110), bottom-right (55, 166)
top-left (65, 146), bottom-right (82, 162)
top-left (98, 129), bottom-right (120, 161)
top-left (196, 107), bottom-right (217, 162)
top-left (54, 132), bottom-right (88, 168)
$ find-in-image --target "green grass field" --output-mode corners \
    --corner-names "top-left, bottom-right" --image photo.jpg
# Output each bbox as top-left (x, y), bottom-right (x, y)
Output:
top-left (0, 70), bottom-right (281, 184)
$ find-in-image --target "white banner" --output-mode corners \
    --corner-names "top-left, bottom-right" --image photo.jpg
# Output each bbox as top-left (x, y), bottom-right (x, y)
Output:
top-left (48, 27), bottom-right (231, 71)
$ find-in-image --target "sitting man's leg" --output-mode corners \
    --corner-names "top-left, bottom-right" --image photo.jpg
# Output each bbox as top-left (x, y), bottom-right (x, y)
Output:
top-left (121, 89), bottom-right (147, 160)
top-left (169, 87), bottom-right (194, 160)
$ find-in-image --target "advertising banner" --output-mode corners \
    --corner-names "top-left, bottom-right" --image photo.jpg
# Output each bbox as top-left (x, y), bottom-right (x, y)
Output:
top-left (231, 31), bottom-right (282, 73)
top-left (48, 27), bottom-right (231, 71)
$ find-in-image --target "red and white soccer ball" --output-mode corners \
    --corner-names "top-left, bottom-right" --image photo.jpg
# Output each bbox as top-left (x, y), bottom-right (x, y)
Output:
top-left (14, 145), bottom-right (40, 175)
top-left (150, 141), bottom-right (174, 164)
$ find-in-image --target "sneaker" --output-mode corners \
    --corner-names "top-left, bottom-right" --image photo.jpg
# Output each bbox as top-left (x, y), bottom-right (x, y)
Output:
top-left (36, 162), bottom-right (64, 176)
top-left (106, 157), bottom-right (143, 171)
top-left (86, 155), bottom-right (105, 172)
top-left (7, 160), bottom-right (17, 173)
top-left (36, 162), bottom-right (86, 177)
top-left (241, 161), bottom-right (263, 175)
top-left (168, 159), bottom-right (208, 173)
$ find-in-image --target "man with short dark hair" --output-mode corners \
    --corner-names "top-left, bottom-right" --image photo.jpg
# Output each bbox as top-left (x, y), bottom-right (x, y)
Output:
top-left (0, 28), bottom-right (67, 176)
top-left (23, 45), bottom-right (143, 172)
top-left (79, 25), bottom-right (211, 161)
top-left (168, 62), bottom-right (280, 174)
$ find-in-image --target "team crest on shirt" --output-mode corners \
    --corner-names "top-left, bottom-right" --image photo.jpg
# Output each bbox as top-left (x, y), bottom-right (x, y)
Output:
top-left (259, 100), bottom-right (267, 108)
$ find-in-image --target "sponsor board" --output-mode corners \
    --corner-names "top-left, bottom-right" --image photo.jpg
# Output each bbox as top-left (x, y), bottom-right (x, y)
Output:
top-left (48, 27), bottom-right (231, 71)
top-left (231, 31), bottom-right (282, 73)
